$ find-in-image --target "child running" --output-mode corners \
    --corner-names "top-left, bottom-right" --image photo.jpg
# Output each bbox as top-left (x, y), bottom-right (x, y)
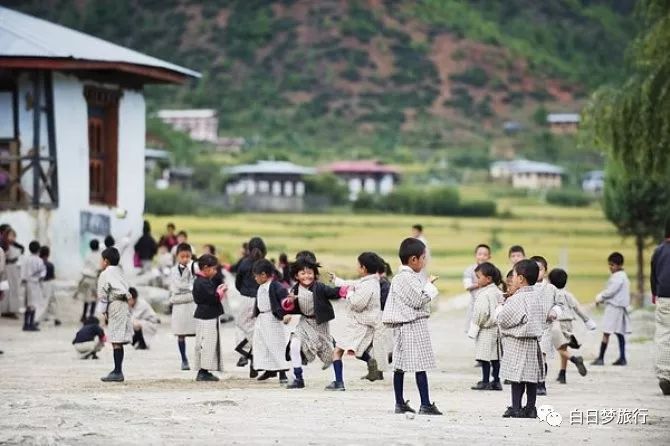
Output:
top-left (468, 262), bottom-right (504, 391)
top-left (169, 243), bottom-right (197, 371)
top-left (252, 259), bottom-right (290, 383)
top-left (327, 252), bottom-right (383, 390)
top-left (382, 237), bottom-right (442, 416)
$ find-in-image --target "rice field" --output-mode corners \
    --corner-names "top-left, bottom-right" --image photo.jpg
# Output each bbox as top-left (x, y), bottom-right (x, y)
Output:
top-left (147, 201), bottom-right (654, 303)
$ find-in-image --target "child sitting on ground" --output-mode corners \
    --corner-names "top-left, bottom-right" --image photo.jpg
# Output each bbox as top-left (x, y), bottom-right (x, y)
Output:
top-left (72, 316), bottom-right (106, 360)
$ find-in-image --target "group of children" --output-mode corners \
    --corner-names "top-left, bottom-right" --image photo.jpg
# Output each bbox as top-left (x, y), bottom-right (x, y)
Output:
top-left (0, 225), bottom-right (59, 331)
top-left (463, 243), bottom-right (631, 417)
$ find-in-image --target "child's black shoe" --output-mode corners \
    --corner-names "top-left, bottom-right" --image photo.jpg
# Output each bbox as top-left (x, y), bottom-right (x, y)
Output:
top-left (523, 406), bottom-right (538, 419)
top-left (236, 356), bottom-right (248, 367)
top-left (612, 358), bottom-right (627, 366)
top-left (325, 381), bottom-right (345, 391)
top-left (249, 366), bottom-right (259, 379)
top-left (659, 378), bottom-right (670, 395)
top-left (286, 379), bottom-right (305, 389)
top-left (91, 353), bottom-right (99, 360)
top-left (54, 319), bottom-right (62, 326)
top-left (181, 360), bottom-right (190, 371)
top-left (196, 370), bottom-right (219, 382)
top-left (470, 381), bottom-right (490, 390)
top-left (418, 403), bottom-right (442, 416)
top-left (257, 371), bottom-right (277, 381)
top-left (489, 380), bottom-right (503, 391)
top-left (100, 371), bottom-right (124, 382)
top-left (536, 383), bottom-right (547, 395)
top-left (590, 358), bottom-right (604, 366)
top-left (279, 371), bottom-right (288, 384)
top-left (571, 356), bottom-right (587, 376)
top-left (394, 400), bottom-right (416, 414)
top-left (502, 406), bottom-right (524, 418)
top-left (556, 373), bottom-right (566, 384)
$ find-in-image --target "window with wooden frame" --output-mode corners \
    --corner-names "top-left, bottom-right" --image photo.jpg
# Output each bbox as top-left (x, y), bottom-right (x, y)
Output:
top-left (85, 86), bottom-right (121, 206)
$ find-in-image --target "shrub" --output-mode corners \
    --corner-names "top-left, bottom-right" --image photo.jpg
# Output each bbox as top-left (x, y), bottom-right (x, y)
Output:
top-left (546, 189), bottom-right (592, 207)
top-left (304, 174), bottom-right (349, 205)
top-left (458, 200), bottom-right (497, 216)
top-left (353, 192), bottom-right (379, 211)
top-left (145, 187), bottom-right (198, 216)
top-left (449, 66), bottom-right (489, 87)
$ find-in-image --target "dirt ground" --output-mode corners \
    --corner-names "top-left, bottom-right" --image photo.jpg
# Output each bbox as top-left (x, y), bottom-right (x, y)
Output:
top-left (1, 288), bottom-right (668, 445)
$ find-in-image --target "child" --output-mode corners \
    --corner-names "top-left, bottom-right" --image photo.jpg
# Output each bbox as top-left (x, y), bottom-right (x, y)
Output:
top-left (0, 228), bottom-right (23, 319)
top-left (72, 316), bottom-right (106, 359)
top-left (497, 259), bottom-right (545, 419)
top-left (548, 268), bottom-right (596, 383)
top-left (128, 287), bottom-right (160, 350)
top-left (203, 244), bottom-right (234, 324)
top-left (38, 246), bottom-right (60, 326)
top-left (134, 220), bottom-right (157, 274)
top-left (98, 247), bottom-right (133, 382)
top-left (170, 231), bottom-right (193, 258)
top-left (327, 252), bottom-right (383, 390)
top-left (382, 237), bottom-right (442, 416)
top-left (530, 255), bottom-right (564, 396)
top-left (592, 252), bottom-right (631, 366)
top-left (193, 254), bottom-right (226, 382)
top-left (468, 262), bottom-right (504, 391)
top-left (22, 241), bottom-right (46, 331)
top-left (76, 239), bottom-right (102, 323)
top-left (283, 255), bottom-right (341, 389)
top-left (156, 245), bottom-right (174, 288)
top-left (169, 243), bottom-right (197, 370)
top-left (463, 244), bottom-right (492, 333)
top-left (508, 245), bottom-right (526, 265)
top-left (277, 253), bottom-right (291, 288)
top-left (252, 258), bottom-right (290, 383)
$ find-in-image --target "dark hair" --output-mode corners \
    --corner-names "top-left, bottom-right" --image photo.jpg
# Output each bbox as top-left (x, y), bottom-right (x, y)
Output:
top-left (28, 240), bottom-right (40, 254)
top-left (358, 252), bottom-right (380, 274)
top-left (608, 252), bottom-right (624, 266)
top-left (101, 247), bottom-right (120, 266)
top-left (279, 253), bottom-right (288, 264)
top-left (530, 255), bottom-right (548, 270)
top-left (548, 268), bottom-right (568, 289)
top-left (167, 223), bottom-right (175, 230)
top-left (506, 269), bottom-right (514, 278)
top-left (142, 220), bottom-right (151, 235)
top-left (398, 237), bottom-right (425, 265)
top-left (513, 259), bottom-right (540, 286)
top-left (197, 253), bottom-right (219, 269)
top-left (508, 245), bottom-right (525, 257)
top-left (89, 239), bottom-right (99, 251)
top-left (84, 316), bottom-right (100, 326)
top-left (203, 244), bottom-right (216, 255)
top-left (412, 224), bottom-right (423, 232)
top-left (475, 244), bottom-right (491, 254)
top-left (375, 256), bottom-right (392, 276)
top-left (176, 243), bottom-right (192, 254)
top-left (475, 262), bottom-right (502, 286)
top-left (177, 230), bottom-right (188, 238)
top-left (295, 250), bottom-right (317, 263)
top-left (39, 246), bottom-right (50, 258)
top-left (253, 258), bottom-right (275, 276)
top-left (290, 256), bottom-right (320, 279)
top-left (248, 237), bottom-right (267, 261)
top-left (0, 224), bottom-right (9, 234)
top-left (104, 235), bottom-right (115, 248)
top-left (129, 287), bottom-right (138, 299)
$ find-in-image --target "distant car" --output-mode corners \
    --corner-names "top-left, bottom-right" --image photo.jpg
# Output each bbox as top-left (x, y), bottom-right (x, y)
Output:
top-left (582, 170), bottom-right (604, 194)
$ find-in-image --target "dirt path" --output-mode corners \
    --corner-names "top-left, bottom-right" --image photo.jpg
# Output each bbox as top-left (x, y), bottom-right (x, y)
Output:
top-left (0, 293), bottom-right (668, 445)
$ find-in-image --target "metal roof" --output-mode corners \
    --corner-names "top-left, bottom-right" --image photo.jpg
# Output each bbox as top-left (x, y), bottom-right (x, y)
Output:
top-left (157, 109), bottom-right (217, 119)
top-left (0, 6), bottom-right (199, 79)
top-left (224, 161), bottom-right (316, 176)
top-left (491, 159), bottom-right (564, 175)
top-left (323, 160), bottom-right (399, 174)
top-left (145, 148), bottom-right (171, 160)
top-left (547, 113), bottom-right (580, 124)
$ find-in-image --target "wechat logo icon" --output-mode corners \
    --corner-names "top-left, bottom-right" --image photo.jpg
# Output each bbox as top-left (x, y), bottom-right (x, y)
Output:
top-left (537, 405), bottom-right (563, 427)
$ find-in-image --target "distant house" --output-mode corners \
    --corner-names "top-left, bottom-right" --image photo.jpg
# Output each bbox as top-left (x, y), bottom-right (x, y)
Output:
top-left (144, 148), bottom-right (171, 173)
top-left (223, 161), bottom-right (315, 212)
top-left (547, 113), bottom-right (580, 134)
top-left (157, 108), bottom-right (218, 143)
top-left (582, 170), bottom-right (605, 194)
top-left (0, 6), bottom-right (198, 278)
top-left (322, 160), bottom-right (400, 201)
top-left (490, 159), bottom-right (564, 189)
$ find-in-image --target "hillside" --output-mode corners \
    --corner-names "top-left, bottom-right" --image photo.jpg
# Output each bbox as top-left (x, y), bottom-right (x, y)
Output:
top-left (3, 0), bottom-right (636, 167)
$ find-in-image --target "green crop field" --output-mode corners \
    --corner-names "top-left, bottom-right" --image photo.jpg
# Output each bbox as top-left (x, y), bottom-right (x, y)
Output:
top-left (147, 202), bottom-right (655, 303)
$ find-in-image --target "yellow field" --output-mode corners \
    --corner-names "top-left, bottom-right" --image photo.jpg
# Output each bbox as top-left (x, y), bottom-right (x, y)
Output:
top-left (147, 202), bottom-right (653, 303)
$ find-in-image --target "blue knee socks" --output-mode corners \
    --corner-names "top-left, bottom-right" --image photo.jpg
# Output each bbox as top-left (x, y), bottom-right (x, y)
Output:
top-left (393, 370), bottom-right (404, 405)
top-left (416, 371), bottom-right (430, 406)
top-left (178, 339), bottom-right (187, 362)
top-left (333, 359), bottom-right (343, 383)
top-left (294, 367), bottom-right (303, 381)
top-left (616, 333), bottom-right (626, 360)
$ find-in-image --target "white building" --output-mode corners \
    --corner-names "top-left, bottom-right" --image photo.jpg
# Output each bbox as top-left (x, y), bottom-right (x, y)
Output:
top-left (490, 159), bottom-right (564, 190)
top-left (322, 160), bottom-right (400, 201)
top-left (157, 109), bottom-right (218, 143)
top-left (582, 170), bottom-right (605, 194)
top-left (547, 113), bottom-right (580, 134)
top-left (0, 6), bottom-right (199, 278)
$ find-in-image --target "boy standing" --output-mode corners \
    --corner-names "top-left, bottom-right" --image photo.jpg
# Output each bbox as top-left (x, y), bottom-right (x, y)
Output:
top-left (98, 247), bottom-right (133, 382)
top-left (592, 252), bottom-right (631, 366)
top-left (463, 244), bottom-right (492, 333)
top-left (22, 241), bottom-right (46, 331)
top-left (508, 245), bottom-right (526, 266)
top-left (497, 259), bottom-right (545, 419)
top-left (382, 237), bottom-right (442, 416)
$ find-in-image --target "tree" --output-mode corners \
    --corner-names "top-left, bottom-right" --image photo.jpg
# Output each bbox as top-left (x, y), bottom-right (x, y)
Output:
top-left (602, 158), bottom-right (670, 306)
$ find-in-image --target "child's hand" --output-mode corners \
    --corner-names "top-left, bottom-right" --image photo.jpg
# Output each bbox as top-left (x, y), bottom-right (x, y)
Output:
top-left (594, 293), bottom-right (604, 304)
top-left (585, 319), bottom-right (597, 331)
top-left (282, 315), bottom-right (292, 324)
top-left (328, 272), bottom-right (336, 282)
top-left (429, 275), bottom-right (439, 284)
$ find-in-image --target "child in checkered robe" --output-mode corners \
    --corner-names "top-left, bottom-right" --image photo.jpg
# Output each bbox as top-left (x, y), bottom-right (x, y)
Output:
top-left (467, 262), bottom-right (504, 391)
top-left (382, 238), bottom-right (442, 416)
top-left (326, 252), bottom-right (383, 391)
top-left (496, 259), bottom-right (545, 419)
top-left (463, 244), bottom-right (492, 333)
top-left (251, 259), bottom-right (290, 383)
top-left (548, 268), bottom-right (596, 383)
top-left (98, 247), bottom-right (133, 383)
top-left (21, 241), bottom-right (46, 331)
top-left (76, 239), bottom-right (102, 323)
top-left (170, 243), bottom-right (197, 371)
top-left (592, 252), bottom-right (631, 366)
top-left (530, 255), bottom-right (565, 396)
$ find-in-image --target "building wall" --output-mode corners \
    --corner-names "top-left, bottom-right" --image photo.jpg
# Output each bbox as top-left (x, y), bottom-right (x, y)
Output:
top-left (511, 172), bottom-right (562, 189)
top-left (1, 72), bottom-right (145, 278)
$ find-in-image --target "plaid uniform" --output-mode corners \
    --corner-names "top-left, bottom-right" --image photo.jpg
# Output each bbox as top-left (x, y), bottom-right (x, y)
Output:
top-left (76, 251), bottom-right (102, 303)
top-left (132, 298), bottom-right (160, 343)
top-left (497, 286), bottom-right (545, 383)
top-left (334, 274), bottom-right (381, 356)
top-left (472, 284), bottom-right (502, 361)
top-left (252, 281), bottom-right (289, 371)
top-left (600, 271), bottom-right (632, 335)
top-left (169, 263), bottom-right (196, 336)
top-left (235, 296), bottom-right (257, 346)
top-left (97, 266), bottom-right (133, 344)
top-left (194, 318), bottom-right (223, 371)
top-left (655, 298), bottom-right (670, 382)
top-left (22, 255), bottom-right (46, 308)
top-left (535, 282), bottom-right (565, 357)
top-left (295, 285), bottom-right (334, 367)
top-left (1, 245), bottom-right (22, 314)
top-left (382, 266), bottom-right (438, 372)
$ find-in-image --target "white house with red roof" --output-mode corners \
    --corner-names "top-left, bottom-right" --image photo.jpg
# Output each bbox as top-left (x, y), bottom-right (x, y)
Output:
top-left (322, 160), bottom-right (400, 201)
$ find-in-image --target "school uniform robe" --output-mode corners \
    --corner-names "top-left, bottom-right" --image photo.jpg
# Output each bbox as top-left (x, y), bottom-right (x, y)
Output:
top-left (234, 257), bottom-right (260, 348)
top-left (497, 286), bottom-right (545, 383)
top-left (252, 280), bottom-right (289, 371)
top-left (2, 244), bottom-right (22, 314)
top-left (97, 265), bottom-right (133, 344)
top-left (471, 283), bottom-right (503, 361)
top-left (132, 297), bottom-right (160, 345)
top-left (554, 289), bottom-right (590, 346)
top-left (463, 263), bottom-right (479, 332)
top-left (169, 262), bottom-right (196, 337)
top-left (382, 265), bottom-right (438, 373)
top-left (333, 274), bottom-right (382, 357)
top-left (76, 251), bottom-right (102, 303)
top-left (22, 254), bottom-right (46, 308)
top-left (535, 281), bottom-right (565, 357)
top-left (192, 276), bottom-right (224, 372)
top-left (599, 270), bottom-right (631, 335)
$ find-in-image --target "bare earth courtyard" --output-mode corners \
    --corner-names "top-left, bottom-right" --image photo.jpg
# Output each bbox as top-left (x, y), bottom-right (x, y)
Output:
top-left (1, 292), bottom-right (668, 446)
